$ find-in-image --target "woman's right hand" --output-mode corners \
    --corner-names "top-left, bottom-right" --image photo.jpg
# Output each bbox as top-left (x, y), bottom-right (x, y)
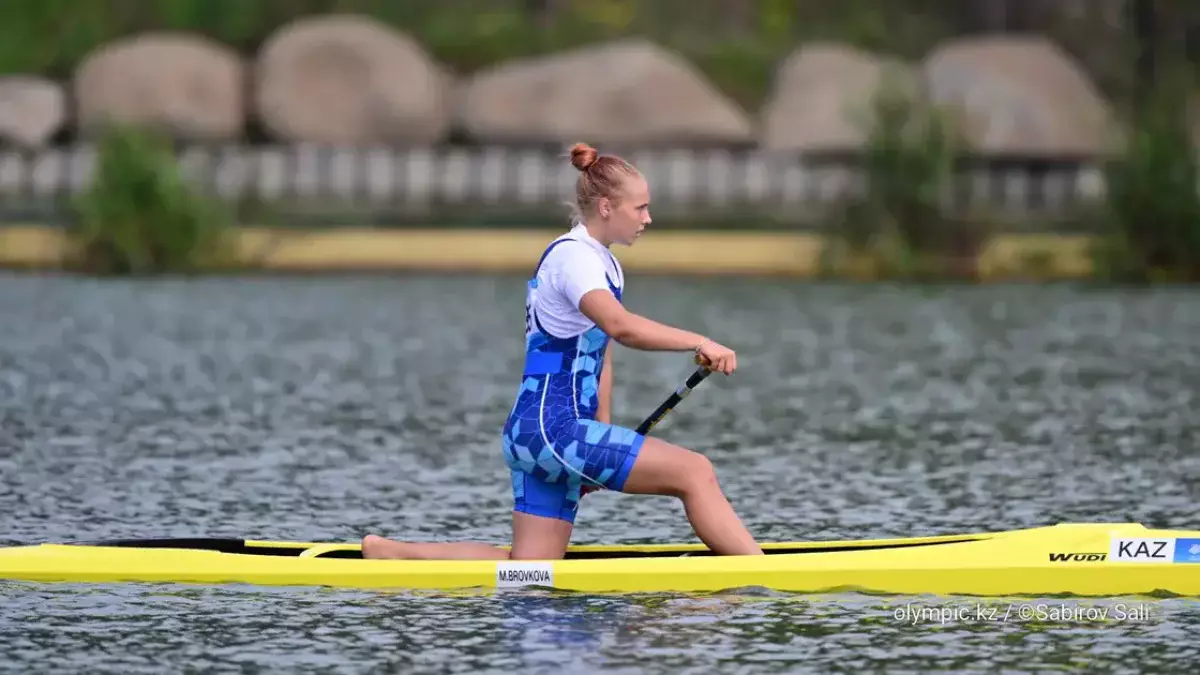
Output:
top-left (695, 339), bottom-right (737, 375)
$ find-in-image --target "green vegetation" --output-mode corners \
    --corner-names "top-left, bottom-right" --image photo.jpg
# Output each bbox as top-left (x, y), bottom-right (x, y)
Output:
top-left (820, 70), bottom-right (980, 280)
top-left (71, 123), bottom-right (232, 275)
top-left (1093, 73), bottom-right (1200, 283)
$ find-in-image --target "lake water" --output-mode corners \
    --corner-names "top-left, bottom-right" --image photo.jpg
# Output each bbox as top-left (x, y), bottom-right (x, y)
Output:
top-left (1, 273), bottom-right (1199, 673)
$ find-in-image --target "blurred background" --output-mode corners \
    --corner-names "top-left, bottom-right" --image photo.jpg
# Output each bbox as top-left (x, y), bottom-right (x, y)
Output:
top-left (0, 0), bottom-right (1197, 280)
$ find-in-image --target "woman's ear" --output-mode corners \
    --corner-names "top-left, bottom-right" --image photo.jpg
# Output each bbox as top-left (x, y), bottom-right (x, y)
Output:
top-left (597, 197), bottom-right (610, 219)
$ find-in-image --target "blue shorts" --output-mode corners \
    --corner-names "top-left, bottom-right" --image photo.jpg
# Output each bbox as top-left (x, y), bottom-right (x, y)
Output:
top-left (502, 417), bottom-right (646, 523)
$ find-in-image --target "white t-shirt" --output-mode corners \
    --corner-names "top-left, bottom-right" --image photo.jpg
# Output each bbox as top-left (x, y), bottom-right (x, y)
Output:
top-left (529, 224), bottom-right (625, 338)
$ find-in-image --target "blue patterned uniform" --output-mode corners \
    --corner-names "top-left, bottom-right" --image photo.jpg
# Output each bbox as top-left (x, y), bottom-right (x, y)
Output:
top-left (500, 237), bottom-right (647, 523)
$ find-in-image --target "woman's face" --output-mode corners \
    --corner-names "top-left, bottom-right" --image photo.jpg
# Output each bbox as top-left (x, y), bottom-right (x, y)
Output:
top-left (600, 174), bottom-right (651, 246)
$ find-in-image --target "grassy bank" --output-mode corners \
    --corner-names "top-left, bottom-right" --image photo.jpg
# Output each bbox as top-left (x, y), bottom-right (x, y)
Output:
top-left (0, 222), bottom-right (1098, 281)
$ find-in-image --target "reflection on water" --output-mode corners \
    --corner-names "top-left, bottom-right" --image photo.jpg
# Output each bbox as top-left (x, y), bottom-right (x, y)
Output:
top-left (1, 274), bottom-right (1199, 672)
top-left (5, 584), bottom-right (1200, 673)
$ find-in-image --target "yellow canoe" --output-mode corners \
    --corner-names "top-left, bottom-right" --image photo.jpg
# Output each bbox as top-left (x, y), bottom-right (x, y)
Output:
top-left (3, 522), bottom-right (1200, 597)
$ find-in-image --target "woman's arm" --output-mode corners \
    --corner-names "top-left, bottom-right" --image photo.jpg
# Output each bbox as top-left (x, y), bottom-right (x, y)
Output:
top-left (578, 288), bottom-right (739, 374)
top-left (596, 346), bottom-right (614, 424)
top-left (579, 291), bottom-right (706, 351)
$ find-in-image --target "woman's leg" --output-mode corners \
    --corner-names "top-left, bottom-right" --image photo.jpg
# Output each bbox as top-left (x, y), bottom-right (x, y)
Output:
top-left (361, 432), bottom-right (760, 559)
top-left (361, 468), bottom-right (579, 560)
top-left (619, 437), bottom-right (763, 555)
top-left (510, 511), bottom-right (574, 559)
top-left (360, 510), bottom-right (574, 560)
top-left (360, 536), bottom-right (510, 560)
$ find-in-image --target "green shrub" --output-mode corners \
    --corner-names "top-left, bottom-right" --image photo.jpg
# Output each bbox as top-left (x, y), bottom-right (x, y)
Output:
top-left (822, 69), bottom-right (975, 279)
top-left (71, 123), bottom-right (232, 275)
top-left (1095, 75), bottom-right (1200, 282)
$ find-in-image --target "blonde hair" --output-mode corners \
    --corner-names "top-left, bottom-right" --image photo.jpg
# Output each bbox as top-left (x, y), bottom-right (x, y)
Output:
top-left (567, 142), bottom-right (641, 225)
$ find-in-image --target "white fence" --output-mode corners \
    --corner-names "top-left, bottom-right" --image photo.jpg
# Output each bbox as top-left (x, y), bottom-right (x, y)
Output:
top-left (0, 144), bottom-right (1110, 224)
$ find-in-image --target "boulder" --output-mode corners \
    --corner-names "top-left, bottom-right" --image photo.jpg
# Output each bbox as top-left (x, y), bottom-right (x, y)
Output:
top-left (456, 38), bottom-right (754, 146)
top-left (254, 14), bottom-right (451, 145)
top-left (922, 36), bottom-right (1115, 156)
top-left (761, 42), bottom-right (916, 153)
top-left (74, 33), bottom-right (245, 140)
top-left (0, 76), bottom-right (66, 148)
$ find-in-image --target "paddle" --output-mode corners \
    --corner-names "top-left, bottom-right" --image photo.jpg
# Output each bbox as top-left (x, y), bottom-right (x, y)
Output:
top-left (635, 365), bottom-right (713, 435)
top-left (580, 364), bottom-right (712, 497)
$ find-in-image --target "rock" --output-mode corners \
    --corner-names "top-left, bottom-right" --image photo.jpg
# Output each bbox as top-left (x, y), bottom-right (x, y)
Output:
top-left (922, 36), bottom-right (1115, 156)
top-left (254, 14), bottom-right (451, 145)
top-left (0, 76), bottom-right (66, 148)
top-left (761, 42), bottom-right (920, 153)
top-left (74, 33), bottom-right (245, 140)
top-left (457, 38), bottom-right (754, 146)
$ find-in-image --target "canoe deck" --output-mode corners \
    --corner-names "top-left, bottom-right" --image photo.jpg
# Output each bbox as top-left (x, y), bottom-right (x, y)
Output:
top-left (3, 522), bottom-right (1200, 597)
top-left (69, 530), bottom-right (988, 559)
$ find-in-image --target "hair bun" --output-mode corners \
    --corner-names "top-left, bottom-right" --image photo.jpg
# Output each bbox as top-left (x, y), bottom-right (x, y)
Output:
top-left (569, 142), bottom-right (598, 171)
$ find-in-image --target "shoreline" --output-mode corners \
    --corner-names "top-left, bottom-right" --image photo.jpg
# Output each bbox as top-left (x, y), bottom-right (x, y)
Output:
top-left (0, 224), bottom-right (1097, 279)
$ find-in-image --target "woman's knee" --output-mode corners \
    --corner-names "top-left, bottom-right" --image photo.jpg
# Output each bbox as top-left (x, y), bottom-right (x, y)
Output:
top-left (677, 449), bottom-right (718, 495)
top-left (623, 437), bottom-right (719, 498)
top-left (656, 445), bottom-right (718, 497)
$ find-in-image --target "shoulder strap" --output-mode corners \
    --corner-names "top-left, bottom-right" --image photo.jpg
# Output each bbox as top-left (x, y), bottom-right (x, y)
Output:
top-left (533, 234), bottom-right (623, 292)
top-left (532, 237), bottom-right (583, 276)
top-left (603, 249), bottom-right (622, 287)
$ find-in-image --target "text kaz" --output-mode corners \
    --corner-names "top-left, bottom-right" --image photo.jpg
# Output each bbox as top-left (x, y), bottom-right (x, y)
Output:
top-left (1109, 538), bottom-right (1174, 563)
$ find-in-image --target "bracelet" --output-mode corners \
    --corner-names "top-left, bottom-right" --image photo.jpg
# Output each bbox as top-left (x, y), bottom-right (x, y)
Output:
top-left (693, 338), bottom-right (710, 354)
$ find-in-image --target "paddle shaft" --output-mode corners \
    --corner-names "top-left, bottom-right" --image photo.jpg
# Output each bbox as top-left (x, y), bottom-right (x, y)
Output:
top-left (635, 365), bottom-right (712, 435)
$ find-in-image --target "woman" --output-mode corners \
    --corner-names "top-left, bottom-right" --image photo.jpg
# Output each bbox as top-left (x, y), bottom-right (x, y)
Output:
top-left (362, 143), bottom-right (763, 560)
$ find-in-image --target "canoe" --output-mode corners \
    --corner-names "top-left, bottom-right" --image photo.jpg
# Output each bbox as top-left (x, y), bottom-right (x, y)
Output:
top-left (3, 522), bottom-right (1200, 597)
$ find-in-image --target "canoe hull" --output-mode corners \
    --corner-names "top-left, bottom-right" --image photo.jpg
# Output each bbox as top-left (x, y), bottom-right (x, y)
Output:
top-left (3, 523), bottom-right (1200, 597)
